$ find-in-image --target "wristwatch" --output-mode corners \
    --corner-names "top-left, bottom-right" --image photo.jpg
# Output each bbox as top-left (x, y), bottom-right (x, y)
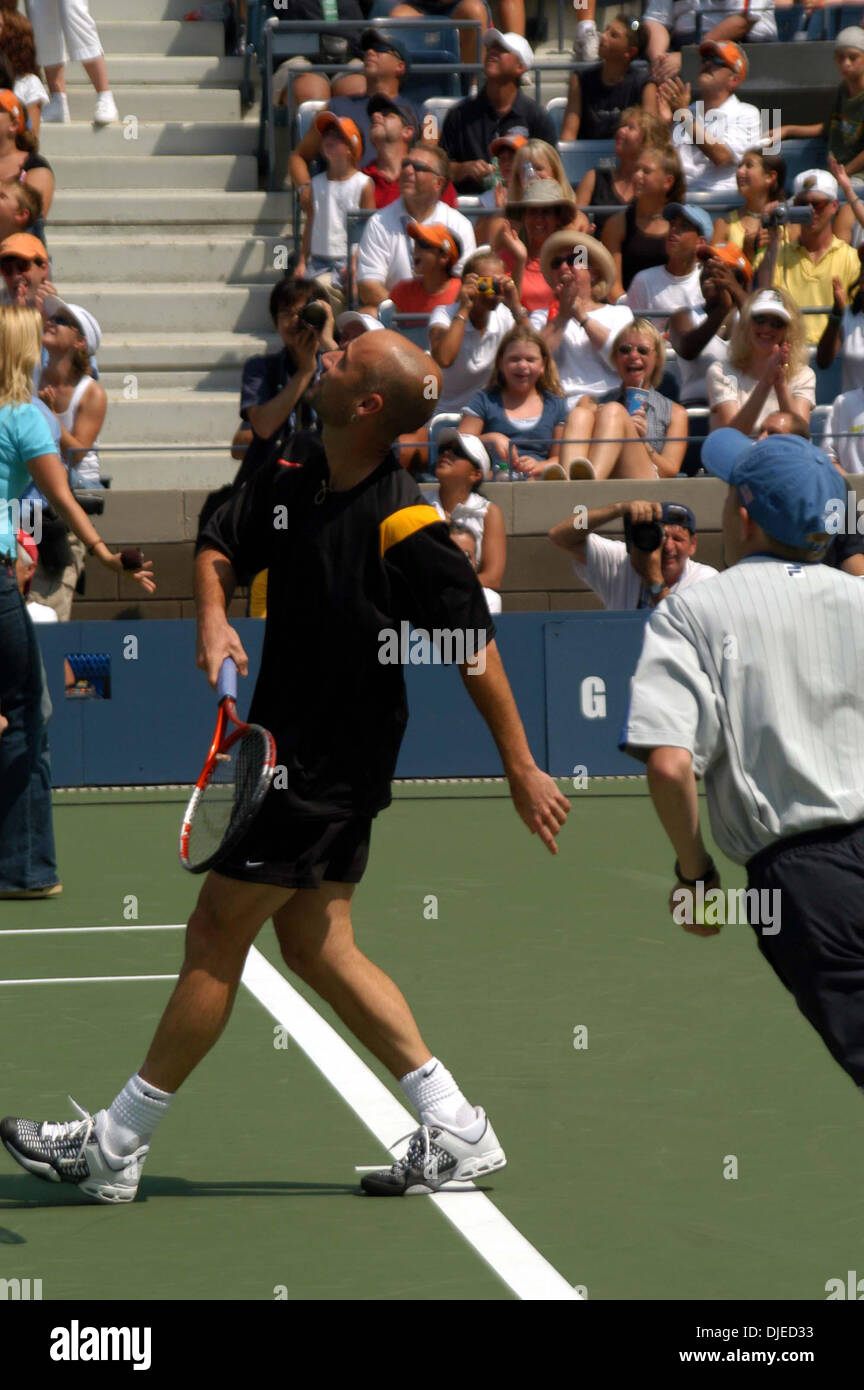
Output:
top-left (647, 579), bottom-right (667, 598)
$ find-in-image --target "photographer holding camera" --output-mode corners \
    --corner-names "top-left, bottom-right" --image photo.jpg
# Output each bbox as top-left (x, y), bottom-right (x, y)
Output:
top-left (757, 168), bottom-right (860, 345)
top-left (549, 498), bottom-right (716, 611)
top-left (428, 248), bottom-right (526, 417)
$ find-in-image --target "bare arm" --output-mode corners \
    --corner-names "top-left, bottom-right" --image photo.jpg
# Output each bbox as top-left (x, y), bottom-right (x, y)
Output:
top-left (288, 125), bottom-right (321, 195)
top-left (459, 638), bottom-right (570, 854)
top-left (476, 501), bottom-right (506, 590)
top-left (549, 499), bottom-right (625, 563)
top-left (560, 72), bottom-right (581, 142)
top-left (194, 547), bottom-right (250, 687)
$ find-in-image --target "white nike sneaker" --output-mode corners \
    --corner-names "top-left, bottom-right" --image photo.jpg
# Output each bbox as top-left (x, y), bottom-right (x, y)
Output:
top-left (42, 93), bottom-right (70, 124)
top-left (359, 1110), bottom-right (506, 1195)
top-left (93, 92), bottom-right (119, 126)
top-left (1, 1098), bottom-right (147, 1204)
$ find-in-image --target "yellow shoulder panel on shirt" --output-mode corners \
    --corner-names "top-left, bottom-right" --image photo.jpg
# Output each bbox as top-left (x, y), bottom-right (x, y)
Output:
top-left (379, 504), bottom-right (441, 556)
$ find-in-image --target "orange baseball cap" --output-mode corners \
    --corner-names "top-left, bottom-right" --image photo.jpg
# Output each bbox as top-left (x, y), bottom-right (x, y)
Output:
top-left (16, 528), bottom-right (38, 564)
top-left (406, 221), bottom-right (461, 267)
top-left (315, 112), bottom-right (363, 162)
top-left (490, 133), bottom-right (527, 155)
top-left (699, 40), bottom-right (747, 79)
top-left (0, 89), bottom-right (25, 131)
top-left (0, 233), bottom-right (48, 262)
top-left (709, 241), bottom-right (753, 284)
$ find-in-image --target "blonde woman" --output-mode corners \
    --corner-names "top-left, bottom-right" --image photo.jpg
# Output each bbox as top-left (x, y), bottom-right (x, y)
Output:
top-left (0, 307), bottom-right (153, 896)
top-left (561, 317), bottom-right (688, 480)
top-left (575, 107), bottom-right (672, 238)
top-left (707, 287), bottom-right (815, 434)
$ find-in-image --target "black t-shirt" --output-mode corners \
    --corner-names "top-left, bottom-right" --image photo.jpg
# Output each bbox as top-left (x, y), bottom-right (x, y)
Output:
top-left (197, 432), bottom-right (494, 818)
top-left (440, 88), bottom-right (557, 194)
top-left (576, 64), bottom-right (651, 141)
top-left (824, 529), bottom-right (864, 569)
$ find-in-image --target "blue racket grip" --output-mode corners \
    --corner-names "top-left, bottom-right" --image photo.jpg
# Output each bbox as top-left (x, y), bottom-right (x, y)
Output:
top-left (217, 657), bottom-right (237, 703)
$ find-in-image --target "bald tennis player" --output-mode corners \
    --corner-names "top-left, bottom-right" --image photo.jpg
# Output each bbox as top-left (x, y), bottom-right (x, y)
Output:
top-left (621, 427), bottom-right (864, 1095)
top-left (2, 330), bottom-right (570, 1201)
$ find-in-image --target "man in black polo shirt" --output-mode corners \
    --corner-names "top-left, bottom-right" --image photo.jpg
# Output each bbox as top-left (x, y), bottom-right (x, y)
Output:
top-left (1, 331), bottom-right (569, 1203)
top-left (440, 30), bottom-right (556, 196)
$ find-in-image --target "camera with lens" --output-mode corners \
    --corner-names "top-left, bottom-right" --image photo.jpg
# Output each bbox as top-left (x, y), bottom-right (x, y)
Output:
top-left (761, 202), bottom-right (815, 228)
top-left (623, 515), bottom-right (664, 553)
top-left (475, 276), bottom-right (503, 297)
top-left (297, 299), bottom-right (329, 331)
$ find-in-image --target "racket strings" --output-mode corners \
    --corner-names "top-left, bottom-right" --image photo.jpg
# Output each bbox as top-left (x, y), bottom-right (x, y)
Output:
top-left (186, 730), bottom-right (271, 867)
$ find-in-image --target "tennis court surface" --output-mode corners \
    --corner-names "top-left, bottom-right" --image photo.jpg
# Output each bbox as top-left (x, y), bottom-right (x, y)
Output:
top-left (1, 781), bottom-right (862, 1302)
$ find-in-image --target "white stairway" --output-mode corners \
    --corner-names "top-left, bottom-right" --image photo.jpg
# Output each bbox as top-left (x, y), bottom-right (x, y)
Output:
top-left (40, 0), bottom-right (291, 490)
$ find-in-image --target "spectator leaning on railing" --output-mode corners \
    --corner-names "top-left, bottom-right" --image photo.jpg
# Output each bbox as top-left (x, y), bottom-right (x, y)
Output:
top-left (548, 498), bottom-right (717, 612)
top-left (438, 30), bottom-right (555, 197)
top-left (559, 317), bottom-right (689, 482)
top-left (356, 142), bottom-right (474, 308)
top-left (758, 168), bottom-right (860, 344)
top-left (561, 14), bottom-right (658, 143)
top-left (706, 286), bottom-right (815, 434)
top-left (773, 27), bottom-right (864, 182)
top-left (660, 41), bottom-right (761, 201)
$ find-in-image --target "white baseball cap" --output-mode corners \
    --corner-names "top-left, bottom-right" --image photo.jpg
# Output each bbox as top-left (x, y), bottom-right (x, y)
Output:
top-left (792, 168), bottom-right (839, 202)
top-left (41, 296), bottom-right (101, 355)
top-left (749, 289), bottom-right (792, 324)
top-left (483, 29), bottom-right (534, 71)
top-left (835, 26), bottom-right (864, 52)
top-left (335, 311), bottom-right (385, 336)
top-left (436, 428), bottom-right (492, 479)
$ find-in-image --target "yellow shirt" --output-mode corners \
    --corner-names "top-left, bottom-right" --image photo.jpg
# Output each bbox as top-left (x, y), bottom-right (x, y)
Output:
top-left (770, 236), bottom-right (860, 343)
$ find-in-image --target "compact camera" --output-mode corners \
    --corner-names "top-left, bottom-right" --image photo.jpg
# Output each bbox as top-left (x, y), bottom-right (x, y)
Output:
top-left (475, 276), bottom-right (503, 297)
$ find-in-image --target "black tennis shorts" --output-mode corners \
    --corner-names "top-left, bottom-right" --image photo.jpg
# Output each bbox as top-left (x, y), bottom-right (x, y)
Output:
top-left (218, 802), bottom-right (373, 891)
top-left (746, 819), bottom-right (864, 1088)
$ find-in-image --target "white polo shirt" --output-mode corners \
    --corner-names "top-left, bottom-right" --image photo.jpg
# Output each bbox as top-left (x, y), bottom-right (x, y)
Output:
top-left (621, 556), bottom-right (864, 864)
top-left (356, 198), bottom-right (475, 291)
top-left (574, 533), bottom-right (717, 611)
top-left (672, 94), bottom-right (763, 198)
top-left (530, 303), bottom-right (633, 407)
top-left (823, 388), bottom-right (864, 475)
top-left (625, 264), bottom-right (703, 331)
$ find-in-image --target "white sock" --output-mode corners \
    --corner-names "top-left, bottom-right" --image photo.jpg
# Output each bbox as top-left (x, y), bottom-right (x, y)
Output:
top-left (399, 1058), bottom-right (480, 1133)
top-left (102, 1074), bottom-right (172, 1156)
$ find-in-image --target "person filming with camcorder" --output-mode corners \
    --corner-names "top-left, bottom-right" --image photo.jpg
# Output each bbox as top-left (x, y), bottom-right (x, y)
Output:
top-left (548, 498), bottom-right (717, 610)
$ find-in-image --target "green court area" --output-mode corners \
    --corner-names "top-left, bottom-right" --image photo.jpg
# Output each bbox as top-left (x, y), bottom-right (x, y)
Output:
top-left (0, 784), bottom-right (862, 1302)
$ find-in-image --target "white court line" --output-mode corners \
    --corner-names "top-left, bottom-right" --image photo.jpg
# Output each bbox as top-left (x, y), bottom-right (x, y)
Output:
top-left (241, 946), bottom-right (582, 1302)
top-left (0, 974), bottom-right (178, 986)
top-left (0, 925), bottom-right (186, 938)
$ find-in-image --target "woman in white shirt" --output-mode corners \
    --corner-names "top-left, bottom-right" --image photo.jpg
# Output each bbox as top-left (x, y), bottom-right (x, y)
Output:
top-left (0, 10), bottom-right (49, 135)
top-left (706, 287), bottom-right (815, 435)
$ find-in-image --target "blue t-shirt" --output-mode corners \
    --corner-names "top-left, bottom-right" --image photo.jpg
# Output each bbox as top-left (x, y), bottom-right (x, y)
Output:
top-left (462, 388), bottom-right (569, 460)
top-left (0, 401), bottom-right (57, 553)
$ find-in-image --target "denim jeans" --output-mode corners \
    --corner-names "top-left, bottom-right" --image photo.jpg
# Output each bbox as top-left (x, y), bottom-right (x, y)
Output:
top-left (0, 562), bottom-right (58, 890)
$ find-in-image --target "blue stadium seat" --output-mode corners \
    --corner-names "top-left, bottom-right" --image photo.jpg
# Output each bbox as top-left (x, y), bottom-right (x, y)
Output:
top-left (295, 99), bottom-right (327, 146)
top-left (379, 299), bottom-right (432, 348)
top-left (546, 97), bottom-right (567, 143)
top-left (558, 140), bottom-right (615, 187)
top-left (778, 139), bottom-right (829, 188)
top-left (422, 96), bottom-right (458, 142)
top-left (404, 55), bottom-right (461, 104)
top-left (809, 404), bottom-right (831, 446)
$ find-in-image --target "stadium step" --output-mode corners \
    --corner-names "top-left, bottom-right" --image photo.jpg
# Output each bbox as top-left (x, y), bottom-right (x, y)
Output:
top-left (61, 284), bottom-right (273, 333)
top-left (48, 235), bottom-right (286, 283)
top-left (46, 155), bottom-right (258, 191)
top-left (63, 56), bottom-right (243, 86)
top-left (42, 122), bottom-right (258, 157)
top-left (88, 21), bottom-right (225, 57)
top-left (91, 0), bottom-right (198, 18)
top-left (63, 86), bottom-right (241, 122)
top-left (100, 391), bottom-right (240, 446)
top-left (98, 450), bottom-right (238, 492)
top-left (96, 333), bottom-right (278, 374)
top-left (49, 190), bottom-right (291, 228)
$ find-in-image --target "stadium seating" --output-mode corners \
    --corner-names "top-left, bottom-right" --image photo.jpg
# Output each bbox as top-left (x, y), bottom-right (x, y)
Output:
top-left (378, 300), bottom-right (432, 348)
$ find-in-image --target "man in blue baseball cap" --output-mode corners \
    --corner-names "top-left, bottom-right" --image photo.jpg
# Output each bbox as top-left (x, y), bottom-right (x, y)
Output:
top-left (549, 496), bottom-right (717, 610)
top-left (620, 426), bottom-right (864, 1105)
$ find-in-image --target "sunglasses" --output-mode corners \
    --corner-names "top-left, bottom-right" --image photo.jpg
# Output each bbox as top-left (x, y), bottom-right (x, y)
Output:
top-left (617, 343), bottom-right (652, 355)
top-left (0, 255), bottom-right (47, 273)
top-left (401, 159), bottom-right (437, 175)
top-left (551, 252), bottom-right (582, 269)
top-left (701, 57), bottom-right (730, 71)
top-left (752, 314), bottom-right (787, 329)
top-left (49, 313), bottom-right (79, 330)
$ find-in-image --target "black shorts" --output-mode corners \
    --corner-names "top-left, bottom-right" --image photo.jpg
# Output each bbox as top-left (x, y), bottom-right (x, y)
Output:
top-left (746, 819), bottom-right (864, 1087)
top-left (218, 805), bottom-right (373, 891)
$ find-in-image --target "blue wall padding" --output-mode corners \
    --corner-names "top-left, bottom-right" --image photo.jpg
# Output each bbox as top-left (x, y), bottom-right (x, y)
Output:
top-left (37, 614), bottom-right (649, 787)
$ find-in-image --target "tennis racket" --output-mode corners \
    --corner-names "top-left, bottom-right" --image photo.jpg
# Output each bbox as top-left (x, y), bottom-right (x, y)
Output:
top-left (179, 657), bottom-right (277, 873)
